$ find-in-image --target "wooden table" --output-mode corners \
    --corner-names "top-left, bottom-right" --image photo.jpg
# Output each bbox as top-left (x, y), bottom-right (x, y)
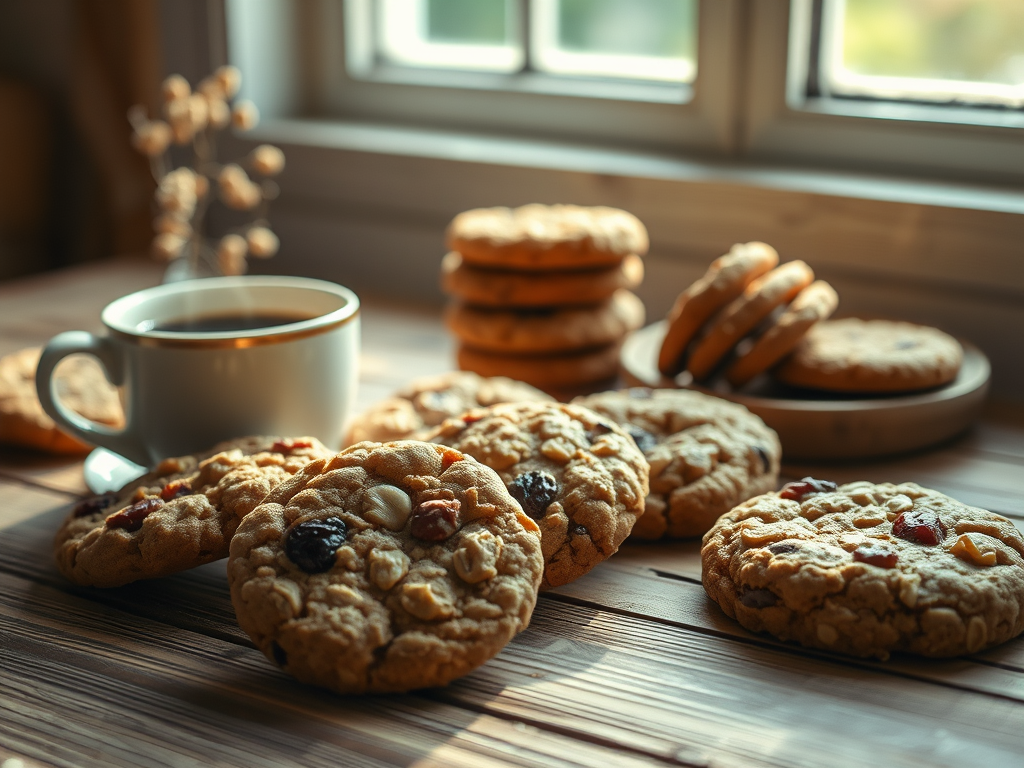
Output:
top-left (2, 258), bottom-right (1023, 768)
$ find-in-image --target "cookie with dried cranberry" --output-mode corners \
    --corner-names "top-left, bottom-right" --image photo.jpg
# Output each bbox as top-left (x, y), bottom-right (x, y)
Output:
top-left (429, 401), bottom-right (649, 589)
top-left (573, 388), bottom-right (780, 539)
top-left (701, 480), bottom-right (1024, 659)
top-left (54, 436), bottom-right (331, 587)
top-left (227, 440), bottom-right (543, 694)
top-left (345, 371), bottom-right (553, 445)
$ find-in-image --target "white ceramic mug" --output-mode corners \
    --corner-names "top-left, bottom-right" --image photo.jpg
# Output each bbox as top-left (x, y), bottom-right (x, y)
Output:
top-left (36, 276), bottom-right (359, 467)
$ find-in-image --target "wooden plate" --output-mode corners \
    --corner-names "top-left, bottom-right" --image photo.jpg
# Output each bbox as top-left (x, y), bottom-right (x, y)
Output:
top-left (621, 321), bottom-right (991, 460)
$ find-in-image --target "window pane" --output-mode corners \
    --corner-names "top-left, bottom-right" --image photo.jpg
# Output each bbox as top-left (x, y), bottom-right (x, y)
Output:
top-left (379, 0), bottom-right (521, 72)
top-left (824, 0), bottom-right (1024, 106)
top-left (533, 0), bottom-right (698, 82)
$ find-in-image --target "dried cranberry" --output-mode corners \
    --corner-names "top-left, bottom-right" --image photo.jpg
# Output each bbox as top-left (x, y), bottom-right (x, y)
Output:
top-left (285, 517), bottom-right (348, 573)
top-left (461, 412), bottom-right (484, 425)
top-left (752, 446), bottom-right (771, 473)
top-left (410, 498), bottom-right (460, 541)
top-left (271, 439), bottom-right (314, 453)
top-left (438, 448), bottom-right (463, 471)
top-left (159, 480), bottom-right (193, 501)
top-left (779, 477), bottom-right (838, 501)
top-left (853, 545), bottom-right (898, 568)
top-left (509, 471), bottom-right (559, 520)
top-left (767, 542), bottom-right (799, 555)
top-left (892, 509), bottom-right (946, 546)
top-left (106, 498), bottom-right (164, 532)
top-left (739, 589), bottom-right (778, 608)
top-left (72, 493), bottom-right (118, 518)
top-left (626, 425), bottom-right (657, 454)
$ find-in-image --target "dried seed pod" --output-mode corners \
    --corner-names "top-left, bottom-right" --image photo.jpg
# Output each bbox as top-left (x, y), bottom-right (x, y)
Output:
top-left (155, 168), bottom-right (198, 217)
top-left (206, 96), bottom-right (230, 129)
top-left (162, 74), bottom-right (191, 102)
top-left (246, 227), bottom-right (279, 258)
top-left (251, 145), bottom-right (285, 176)
top-left (165, 98), bottom-right (194, 144)
top-left (197, 75), bottom-right (225, 100)
top-left (218, 164), bottom-right (261, 210)
top-left (193, 174), bottom-right (209, 199)
top-left (218, 233), bottom-right (247, 261)
top-left (152, 232), bottom-right (187, 261)
top-left (215, 65), bottom-right (242, 98)
top-left (187, 93), bottom-right (209, 132)
top-left (154, 214), bottom-right (192, 237)
top-left (232, 100), bottom-right (259, 130)
top-left (131, 120), bottom-right (172, 157)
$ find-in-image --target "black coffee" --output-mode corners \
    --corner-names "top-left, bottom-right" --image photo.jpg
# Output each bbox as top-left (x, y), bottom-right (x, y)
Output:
top-left (153, 312), bottom-right (315, 333)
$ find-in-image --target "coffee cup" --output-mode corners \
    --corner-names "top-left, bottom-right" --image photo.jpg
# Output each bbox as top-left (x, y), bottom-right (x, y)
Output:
top-left (36, 276), bottom-right (359, 467)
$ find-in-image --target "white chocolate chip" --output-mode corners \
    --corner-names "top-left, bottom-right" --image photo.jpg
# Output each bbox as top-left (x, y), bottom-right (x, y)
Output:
top-left (816, 624), bottom-right (838, 645)
top-left (590, 439), bottom-right (620, 458)
top-left (966, 615), bottom-right (988, 653)
top-left (368, 548), bottom-right (410, 590)
top-left (853, 508), bottom-right (887, 528)
top-left (453, 529), bottom-right (502, 583)
top-left (898, 574), bottom-right (921, 608)
top-left (948, 533), bottom-right (998, 567)
top-left (885, 494), bottom-right (914, 518)
top-left (400, 582), bottom-right (455, 621)
top-left (363, 484), bottom-right (413, 530)
top-left (335, 545), bottom-right (362, 571)
top-left (540, 437), bottom-right (575, 464)
top-left (325, 583), bottom-right (362, 606)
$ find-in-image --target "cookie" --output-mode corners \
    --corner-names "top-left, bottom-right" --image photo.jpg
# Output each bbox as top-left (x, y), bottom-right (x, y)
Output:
top-left (658, 242), bottom-right (779, 376)
top-left (573, 388), bottom-right (780, 539)
top-left (429, 401), bottom-right (649, 589)
top-left (227, 440), bottom-right (544, 693)
top-left (442, 251), bottom-right (645, 308)
top-left (702, 479), bottom-right (1024, 659)
top-left (457, 342), bottom-right (622, 392)
top-left (775, 319), bottom-right (964, 393)
top-left (55, 436), bottom-right (332, 587)
top-left (0, 346), bottom-right (124, 454)
top-left (447, 289), bottom-right (645, 354)
top-left (726, 280), bottom-right (839, 388)
top-left (346, 371), bottom-right (552, 445)
top-left (447, 204), bottom-right (648, 271)
top-left (686, 260), bottom-right (814, 381)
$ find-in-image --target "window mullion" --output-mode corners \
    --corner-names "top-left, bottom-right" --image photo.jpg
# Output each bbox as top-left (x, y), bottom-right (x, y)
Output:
top-left (518, 0), bottom-right (533, 74)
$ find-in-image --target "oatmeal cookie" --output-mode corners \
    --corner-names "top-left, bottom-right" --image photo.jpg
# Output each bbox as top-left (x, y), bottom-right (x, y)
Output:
top-left (228, 440), bottom-right (544, 693)
top-left (457, 342), bottom-right (623, 393)
top-left (430, 401), bottom-right (649, 589)
top-left (702, 479), bottom-right (1024, 659)
top-left (447, 204), bottom-right (648, 271)
top-left (55, 436), bottom-right (331, 587)
top-left (442, 251), bottom-right (645, 308)
top-left (658, 242), bottom-right (779, 377)
top-left (447, 289), bottom-right (645, 354)
top-left (0, 346), bottom-right (124, 454)
top-left (687, 260), bottom-right (814, 381)
top-left (346, 371), bottom-right (552, 445)
top-left (726, 280), bottom-right (839, 388)
top-left (775, 318), bottom-right (963, 393)
top-left (574, 388), bottom-right (780, 539)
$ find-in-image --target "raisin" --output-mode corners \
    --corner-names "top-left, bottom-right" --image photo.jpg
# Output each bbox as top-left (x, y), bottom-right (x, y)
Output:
top-left (853, 545), bottom-right (898, 568)
top-left (285, 517), bottom-right (348, 573)
top-left (106, 498), bottom-right (163, 532)
top-left (72, 493), bottom-right (118, 518)
top-left (779, 477), bottom-right (838, 501)
top-left (767, 542), bottom-right (799, 555)
top-left (753, 446), bottom-right (771, 473)
top-left (572, 524), bottom-right (588, 536)
top-left (628, 387), bottom-right (653, 399)
top-left (159, 479), bottom-right (193, 501)
top-left (892, 509), bottom-right (946, 546)
top-left (271, 439), bottom-right (313, 453)
top-left (410, 498), bottom-right (460, 541)
top-left (271, 641), bottom-right (288, 667)
top-left (739, 589), bottom-right (778, 608)
top-left (509, 471), bottom-right (559, 520)
top-left (626, 425), bottom-right (658, 454)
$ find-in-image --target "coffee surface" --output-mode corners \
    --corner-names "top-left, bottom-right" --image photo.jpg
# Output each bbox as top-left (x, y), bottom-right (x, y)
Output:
top-left (153, 312), bottom-right (314, 333)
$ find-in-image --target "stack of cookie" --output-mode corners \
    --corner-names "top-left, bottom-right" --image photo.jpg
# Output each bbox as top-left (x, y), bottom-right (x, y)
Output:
top-left (658, 242), bottom-right (839, 387)
top-left (443, 204), bottom-right (648, 395)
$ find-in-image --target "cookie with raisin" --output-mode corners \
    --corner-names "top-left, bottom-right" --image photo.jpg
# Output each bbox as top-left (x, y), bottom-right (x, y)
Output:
top-left (701, 480), bottom-right (1024, 659)
top-left (429, 401), bottom-right (649, 589)
top-left (573, 388), bottom-right (780, 539)
top-left (345, 371), bottom-right (552, 445)
top-left (227, 440), bottom-right (544, 693)
top-left (54, 436), bottom-right (332, 587)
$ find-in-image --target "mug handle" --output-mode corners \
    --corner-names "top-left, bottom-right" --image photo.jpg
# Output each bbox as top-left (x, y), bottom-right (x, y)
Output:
top-left (35, 331), bottom-right (150, 466)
